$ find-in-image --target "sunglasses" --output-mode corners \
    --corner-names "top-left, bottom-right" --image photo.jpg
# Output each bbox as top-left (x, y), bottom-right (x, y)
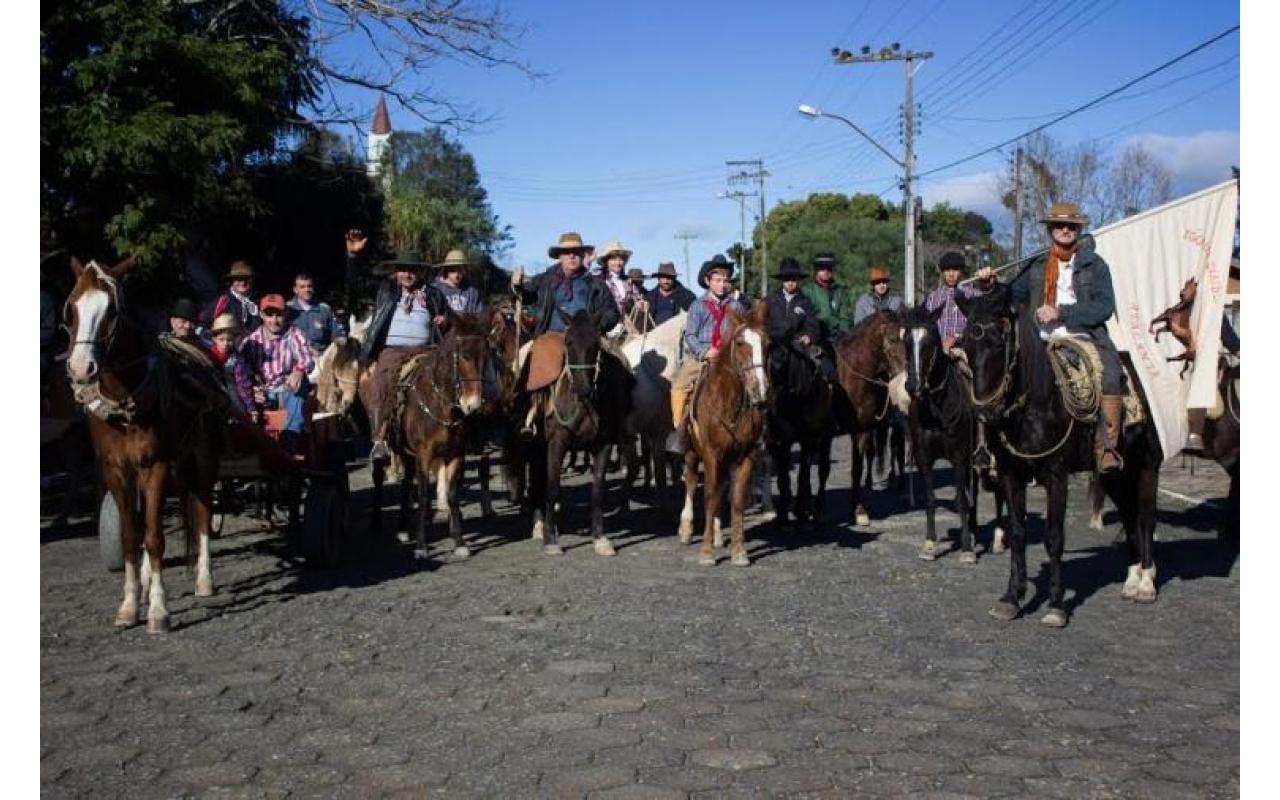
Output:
top-left (261, 309), bottom-right (283, 317)
top-left (1051, 223), bottom-right (1081, 231)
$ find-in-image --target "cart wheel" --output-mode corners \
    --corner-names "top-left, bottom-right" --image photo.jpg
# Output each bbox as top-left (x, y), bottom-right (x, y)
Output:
top-left (303, 476), bottom-right (349, 567)
top-left (98, 492), bottom-right (124, 573)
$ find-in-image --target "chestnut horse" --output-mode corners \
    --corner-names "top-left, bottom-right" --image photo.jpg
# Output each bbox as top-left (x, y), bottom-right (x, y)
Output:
top-left (64, 258), bottom-right (222, 632)
top-left (678, 303), bottom-right (770, 566)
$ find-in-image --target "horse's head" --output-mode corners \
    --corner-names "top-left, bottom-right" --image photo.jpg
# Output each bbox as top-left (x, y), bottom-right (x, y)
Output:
top-left (322, 338), bottom-right (363, 416)
top-left (955, 285), bottom-right (1016, 422)
top-left (725, 301), bottom-right (770, 409)
top-left (439, 310), bottom-right (492, 416)
top-left (63, 256), bottom-right (134, 383)
top-left (900, 305), bottom-right (944, 399)
top-left (562, 310), bottom-right (602, 399)
top-left (1179, 277), bottom-right (1199, 305)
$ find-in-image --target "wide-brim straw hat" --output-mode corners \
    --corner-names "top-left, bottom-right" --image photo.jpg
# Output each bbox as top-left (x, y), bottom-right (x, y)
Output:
top-left (868, 266), bottom-right (891, 284)
top-left (597, 240), bottom-right (633, 265)
top-left (651, 261), bottom-right (679, 279)
top-left (226, 260), bottom-right (255, 281)
top-left (548, 232), bottom-right (592, 258)
top-left (697, 254), bottom-right (735, 289)
top-left (1040, 202), bottom-right (1089, 227)
top-left (210, 312), bottom-right (242, 336)
top-left (435, 249), bottom-right (470, 271)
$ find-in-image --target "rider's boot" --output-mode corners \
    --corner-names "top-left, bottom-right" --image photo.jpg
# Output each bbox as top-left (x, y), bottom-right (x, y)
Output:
top-left (665, 388), bottom-right (689, 454)
top-left (1184, 407), bottom-right (1206, 455)
top-left (1097, 395), bottom-right (1125, 474)
top-left (369, 409), bottom-right (390, 461)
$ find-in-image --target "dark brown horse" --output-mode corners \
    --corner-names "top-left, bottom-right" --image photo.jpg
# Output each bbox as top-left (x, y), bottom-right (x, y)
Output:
top-left (362, 311), bottom-right (498, 560)
top-left (831, 311), bottom-right (909, 527)
top-left (678, 303), bottom-right (770, 566)
top-left (64, 258), bottom-right (222, 632)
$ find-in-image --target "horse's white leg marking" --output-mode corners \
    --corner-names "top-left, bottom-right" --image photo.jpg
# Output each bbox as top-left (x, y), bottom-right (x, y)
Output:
top-left (1135, 564), bottom-right (1158, 603)
top-left (138, 547), bottom-right (152, 604)
top-left (1121, 563), bottom-right (1142, 599)
top-left (67, 289), bottom-right (109, 381)
top-left (436, 463), bottom-right (449, 521)
top-left (195, 530), bottom-right (213, 597)
top-left (992, 527), bottom-right (1006, 554)
top-left (713, 516), bottom-right (723, 550)
top-left (146, 556), bottom-right (169, 633)
top-left (531, 518), bottom-right (545, 541)
top-left (115, 560), bottom-right (139, 627)
top-left (678, 489), bottom-right (695, 542)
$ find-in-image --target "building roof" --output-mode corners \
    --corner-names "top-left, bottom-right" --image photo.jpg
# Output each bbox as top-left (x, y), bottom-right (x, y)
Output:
top-left (371, 97), bottom-right (392, 136)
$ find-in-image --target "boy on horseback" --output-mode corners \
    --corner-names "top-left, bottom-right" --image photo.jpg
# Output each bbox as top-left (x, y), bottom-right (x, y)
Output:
top-left (975, 202), bottom-right (1125, 473)
top-left (924, 251), bottom-right (983, 354)
top-left (765, 258), bottom-right (837, 385)
top-left (803, 253), bottom-right (856, 337)
top-left (853, 267), bottom-right (905, 325)
top-left (665, 255), bottom-right (749, 454)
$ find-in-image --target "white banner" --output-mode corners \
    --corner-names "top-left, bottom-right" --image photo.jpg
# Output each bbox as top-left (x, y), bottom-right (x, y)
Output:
top-left (1095, 179), bottom-right (1238, 463)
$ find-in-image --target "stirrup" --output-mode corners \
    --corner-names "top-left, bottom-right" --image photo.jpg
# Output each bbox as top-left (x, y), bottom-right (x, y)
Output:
top-left (369, 439), bottom-right (390, 461)
top-left (1098, 449), bottom-right (1124, 474)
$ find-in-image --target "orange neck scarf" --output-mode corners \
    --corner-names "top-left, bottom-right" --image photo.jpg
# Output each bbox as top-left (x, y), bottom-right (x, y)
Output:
top-left (1043, 242), bottom-right (1078, 308)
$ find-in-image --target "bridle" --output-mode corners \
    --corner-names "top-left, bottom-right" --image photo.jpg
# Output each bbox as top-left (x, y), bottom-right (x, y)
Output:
top-left (963, 316), bottom-right (1018, 412)
top-left (550, 345), bottom-right (602, 429)
top-left (413, 333), bottom-right (488, 428)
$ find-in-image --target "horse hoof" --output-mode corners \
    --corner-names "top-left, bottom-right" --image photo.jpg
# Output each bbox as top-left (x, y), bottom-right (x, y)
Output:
top-left (1040, 608), bottom-right (1069, 628)
top-left (1133, 583), bottom-right (1158, 604)
top-left (758, 510), bottom-right (777, 522)
top-left (543, 544), bottom-right (563, 556)
top-left (113, 608), bottom-right (138, 628)
top-left (1121, 564), bottom-right (1142, 600)
top-left (959, 551), bottom-right (978, 565)
top-left (593, 539), bottom-right (616, 557)
top-left (730, 553), bottom-right (750, 567)
top-left (855, 511), bottom-right (870, 527)
top-left (396, 531), bottom-right (411, 544)
top-left (531, 522), bottom-right (545, 542)
top-left (194, 580), bottom-right (214, 598)
top-left (452, 546), bottom-right (471, 560)
top-left (917, 546), bottom-right (938, 562)
top-left (698, 554), bottom-right (716, 567)
top-left (146, 614), bottom-right (170, 634)
top-left (991, 529), bottom-right (1006, 554)
top-left (1089, 514), bottom-right (1104, 531)
top-left (988, 601), bottom-right (1020, 622)
top-left (413, 548), bottom-right (430, 561)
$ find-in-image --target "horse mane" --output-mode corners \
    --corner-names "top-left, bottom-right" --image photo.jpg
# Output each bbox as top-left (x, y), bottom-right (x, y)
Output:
top-left (444, 310), bottom-right (490, 340)
top-left (1014, 304), bottom-right (1055, 407)
top-left (837, 308), bottom-right (898, 348)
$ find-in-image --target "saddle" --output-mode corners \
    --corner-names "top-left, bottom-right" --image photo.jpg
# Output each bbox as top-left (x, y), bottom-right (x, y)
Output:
top-left (1044, 338), bottom-right (1144, 427)
top-left (389, 349), bottom-right (436, 425)
top-left (521, 332), bottom-right (565, 393)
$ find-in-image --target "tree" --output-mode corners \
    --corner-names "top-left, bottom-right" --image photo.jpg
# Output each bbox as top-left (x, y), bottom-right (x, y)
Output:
top-left (1096, 143), bottom-right (1173, 223)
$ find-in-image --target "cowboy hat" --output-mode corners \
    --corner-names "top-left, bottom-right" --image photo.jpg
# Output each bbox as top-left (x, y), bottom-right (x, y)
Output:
top-left (225, 260), bottom-right (255, 281)
top-left (651, 262), bottom-right (680, 279)
top-left (169, 298), bottom-right (197, 321)
top-left (868, 266), bottom-right (891, 284)
top-left (435, 249), bottom-right (470, 271)
top-left (375, 250), bottom-right (429, 276)
top-left (627, 268), bottom-right (646, 282)
top-left (697, 254), bottom-right (735, 289)
top-left (209, 313), bottom-right (242, 336)
top-left (597, 241), bottom-right (633, 265)
top-left (1040, 202), bottom-right (1089, 227)
top-left (937, 251), bottom-right (967, 272)
top-left (772, 257), bottom-right (808, 281)
top-left (813, 253), bottom-right (838, 271)
top-left (548, 232), bottom-right (592, 258)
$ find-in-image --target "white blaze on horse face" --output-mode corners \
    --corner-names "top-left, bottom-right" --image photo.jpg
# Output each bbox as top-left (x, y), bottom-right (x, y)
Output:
top-left (741, 329), bottom-right (767, 398)
top-left (911, 327), bottom-right (927, 386)
top-left (68, 288), bottom-right (110, 381)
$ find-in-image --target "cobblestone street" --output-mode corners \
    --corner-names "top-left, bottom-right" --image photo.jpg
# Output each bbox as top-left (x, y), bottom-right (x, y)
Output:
top-left (40, 441), bottom-right (1239, 798)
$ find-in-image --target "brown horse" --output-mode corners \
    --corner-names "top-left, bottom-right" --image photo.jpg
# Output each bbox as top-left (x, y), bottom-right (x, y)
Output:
top-left (831, 311), bottom-right (909, 527)
top-left (64, 258), bottom-right (222, 632)
top-left (312, 337), bottom-right (363, 417)
top-left (677, 303), bottom-right (770, 566)
top-left (1149, 277), bottom-right (1198, 376)
top-left (361, 311), bottom-right (498, 560)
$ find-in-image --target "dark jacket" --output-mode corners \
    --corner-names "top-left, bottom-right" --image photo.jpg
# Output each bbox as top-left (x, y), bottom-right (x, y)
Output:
top-left (205, 289), bottom-right (261, 333)
top-left (360, 277), bottom-right (448, 363)
top-left (286, 297), bottom-right (346, 354)
top-left (765, 289), bottom-right (821, 347)
top-left (644, 283), bottom-right (696, 326)
top-left (1009, 248), bottom-right (1117, 333)
top-left (517, 265), bottom-right (620, 336)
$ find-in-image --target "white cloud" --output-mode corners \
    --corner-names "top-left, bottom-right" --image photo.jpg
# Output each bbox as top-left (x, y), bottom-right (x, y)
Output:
top-left (919, 170), bottom-right (1008, 226)
top-left (1123, 130), bottom-right (1239, 195)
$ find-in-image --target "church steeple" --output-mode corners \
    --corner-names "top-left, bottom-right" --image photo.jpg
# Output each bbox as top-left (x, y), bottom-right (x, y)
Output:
top-left (367, 97), bottom-right (392, 181)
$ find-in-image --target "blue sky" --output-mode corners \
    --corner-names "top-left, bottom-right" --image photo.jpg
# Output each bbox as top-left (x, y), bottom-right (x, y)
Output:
top-left (329, 1), bottom-right (1240, 286)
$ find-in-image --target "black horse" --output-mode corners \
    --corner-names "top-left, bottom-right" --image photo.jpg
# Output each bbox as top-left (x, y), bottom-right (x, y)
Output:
top-left (524, 310), bottom-right (635, 557)
top-left (764, 342), bottom-right (836, 527)
top-left (956, 286), bottom-right (1162, 628)
top-left (900, 305), bottom-right (979, 562)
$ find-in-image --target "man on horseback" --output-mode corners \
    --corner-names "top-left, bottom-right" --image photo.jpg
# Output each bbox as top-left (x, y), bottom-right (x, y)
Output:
top-left (642, 261), bottom-right (696, 326)
top-left (206, 260), bottom-right (261, 334)
top-left (976, 202), bottom-right (1126, 473)
top-left (431, 250), bottom-right (485, 314)
top-left (765, 258), bottom-right (836, 385)
top-left (853, 267), bottom-right (905, 325)
top-left (287, 273), bottom-right (347, 360)
top-left (165, 298), bottom-right (200, 342)
top-left (665, 254), bottom-right (749, 454)
top-left (240, 294), bottom-right (315, 450)
top-left (803, 253), bottom-right (856, 338)
top-left (924, 251), bottom-right (983, 353)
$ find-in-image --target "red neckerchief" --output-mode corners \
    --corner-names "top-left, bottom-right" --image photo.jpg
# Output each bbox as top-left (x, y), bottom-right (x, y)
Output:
top-left (702, 296), bottom-right (728, 349)
top-left (209, 345), bottom-right (230, 366)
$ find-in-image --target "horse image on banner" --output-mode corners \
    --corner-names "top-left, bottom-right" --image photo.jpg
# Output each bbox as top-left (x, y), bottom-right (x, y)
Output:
top-left (1094, 178), bottom-right (1238, 462)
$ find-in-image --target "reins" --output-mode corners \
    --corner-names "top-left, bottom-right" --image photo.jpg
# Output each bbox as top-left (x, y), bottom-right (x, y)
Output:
top-left (549, 348), bottom-right (602, 429)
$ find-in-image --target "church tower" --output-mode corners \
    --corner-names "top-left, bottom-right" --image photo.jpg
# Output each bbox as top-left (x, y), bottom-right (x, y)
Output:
top-left (366, 97), bottom-right (392, 183)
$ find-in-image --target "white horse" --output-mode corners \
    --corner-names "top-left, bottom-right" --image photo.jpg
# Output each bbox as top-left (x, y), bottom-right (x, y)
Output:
top-left (620, 312), bottom-right (686, 494)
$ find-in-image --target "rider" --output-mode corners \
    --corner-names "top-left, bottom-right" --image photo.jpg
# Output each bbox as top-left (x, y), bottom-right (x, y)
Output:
top-left (239, 294), bottom-right (315, 450)
top-left (765, 257), bottom-right (836, 384)
top-left (976, 202), bottom-right (1126, 473)
top-left (853, 267), bottom-right (906, 325)
top-left (924, 251), bottom-right (983, 354)
top-left (361, 250), bottom-right (448, 461)
top-left (164, 298), bottom-right (200, 342)
top-left (665, 254), bottom-right (749, 453)
top-left (208, 313), bottom-right (256, 416)
top-left (431, 249), bottom-right (486, 314)
top-left (597, 241), bottom-right (642, 318)
top-left (627, 268), bottom-right (647, 297)
top-left (802, 253), bottom-right (856, 339)
top-left (206, 260), bottom-right (261, 334)
top-left (643, 261), bottom-right (696, 326)
top-left (286, 273), bottom-right (347, 360)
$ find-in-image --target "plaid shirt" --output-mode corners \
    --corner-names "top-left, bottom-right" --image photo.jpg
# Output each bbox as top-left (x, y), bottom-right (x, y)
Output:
top-left (240, 325), bottom-right (314, 390)
top-left (924, 283), bottom-right (984, 340)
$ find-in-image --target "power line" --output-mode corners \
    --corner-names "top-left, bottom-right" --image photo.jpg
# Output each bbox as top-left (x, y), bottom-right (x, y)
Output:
top-left (914, 25), bottom-right (1240, 180)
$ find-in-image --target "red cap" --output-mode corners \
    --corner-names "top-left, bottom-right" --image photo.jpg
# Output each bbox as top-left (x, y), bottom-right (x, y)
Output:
top-left (259, 294), bottom-right (286, 312)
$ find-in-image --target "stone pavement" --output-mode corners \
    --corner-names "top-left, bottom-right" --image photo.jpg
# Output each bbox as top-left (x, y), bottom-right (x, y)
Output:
top-left (40, 441), bottom-right (1239, 798)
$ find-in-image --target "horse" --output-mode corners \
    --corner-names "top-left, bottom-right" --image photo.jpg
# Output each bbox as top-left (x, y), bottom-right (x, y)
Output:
top-left (900, 305), bottom-right (979, 562)
top-left (956, 286), bottom-right (1163, 628)
top-left (362, 311), bottom-right (497, 560)
top-left (311, 337), bottom-right (363, 417)
top-left (1204, 353), bottom-right (1240, 546)
top-left (830, 311), bottom-right (909, 527)
top-left (1150, 277), bottom-right (1198, 376)
top-left (620, 311), bottom-right (686, 496)
top-left (524, 310), bottom-right (635, 556)
top-left (764, 339), bottom-right (835, 528)
top-left (677, 303), bottom-right (769, 566)
top-left (63, 257), bottom-right (223, 632)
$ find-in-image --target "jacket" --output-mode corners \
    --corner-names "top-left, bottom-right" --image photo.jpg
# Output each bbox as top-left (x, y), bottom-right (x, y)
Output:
top-left (802, 281), bottom-right (856, 337)
top-left (852, 292), bottom-right (905, 326)
top-left (360, 277), bottom-right (448, 363)
top-left (432, 278), bottom-right (485, 314)
top-left (517, 265), bottom-right (620, 336)
top-left (644, 283), bottom-right (697, 326)
top-left (286, 298), bottom-right (346, 354)
top-left (1009, 248), bottom-right (1117, 333)
top-left (765, 289), bottom-right (821, 347)
top-left (683, 292), bottom-right (749, 361)
top-left (206, 289), bottom-right (261, 333)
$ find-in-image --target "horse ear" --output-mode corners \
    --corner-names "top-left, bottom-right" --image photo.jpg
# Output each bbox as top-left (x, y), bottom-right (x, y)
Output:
top-left (750, 300), bottom-right (768, 327)
top-left (109, 255), bottom-right (136, 279)
top-left (70, 256), bottom-right (84, 278)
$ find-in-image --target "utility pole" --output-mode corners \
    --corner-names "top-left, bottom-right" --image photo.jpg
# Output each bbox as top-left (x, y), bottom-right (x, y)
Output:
top-left (727, 160), bottom-right (768, 297)
top-left (1012, 145), bottom-right (1025, 261)
top-left (832, 44), bottom-right (933, 306)
top-left (674, 231), bottom-right (699, 288)
top-left (719, 189), bottom-right (756, 270)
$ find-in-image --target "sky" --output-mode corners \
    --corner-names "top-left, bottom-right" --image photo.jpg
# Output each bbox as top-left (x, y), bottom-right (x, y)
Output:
top-left (328, 0), bottom-right (1240, 287)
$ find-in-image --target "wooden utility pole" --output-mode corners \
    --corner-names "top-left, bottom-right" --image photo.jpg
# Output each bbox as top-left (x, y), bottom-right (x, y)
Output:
top-left (1013, 145), bottom-right (1025, 260)
top-left (727, 160), bottom-right (768, 297)
top-left (674, 231), bottom-right (699, 288)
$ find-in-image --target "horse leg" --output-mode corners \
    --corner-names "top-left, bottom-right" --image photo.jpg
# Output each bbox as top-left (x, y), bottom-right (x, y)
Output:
top-left (1133, 458), bottom-right (1160, 603)
top-left (770, 443), bottom-right (792, 528)
top-left (112, 479), bottom-right (142, 628)
top-left (955, 444), bottom-right (975, 564)
top-left (191, 449), bottom-right (217, 597)
top-left (1040, 472), bottom-right (1070, 628)
top-left (620, 437), bottom-right (639, 514)
top-left (141, 466), bottom-right (170, 634)
top-left (850, 433), bottom-right (870, 527)
top-left (730, 452), bottom-right (754, 567)
top-left (543, 437), bottom-right (566, 555)
top-left (397, 463), bottom-right (414, 543)
top-left (445, 456), bottom-right (469, 559)
top-left (1088, 473), bottom-right (1107, 532)
top-left (891, 419), bottom-right (907, 490)
top-left (699, 458), bottom-right (720, 566)
top-left (640, 436), bottom-right (654, 489)
top-left (796, 443), bottom-right (814, 525)
top-left (413, 461), bottom-right (432, 561)
top-left (815, 437), bottom-right (832, 521)
top-left (371, 458), bottom-right (385, 536)
top-left (990, 474), bottom-right (1027, 621)
top-left (678, 452), bottom-right (697, 544)
top-left (478, 450), bottom-right (495, 518)
top-left (527, 442), bottom-right (547, 542)
top-left (914, 441), bottom-right (939, 561)
top-left (591, 441), bottom-right (616, 556)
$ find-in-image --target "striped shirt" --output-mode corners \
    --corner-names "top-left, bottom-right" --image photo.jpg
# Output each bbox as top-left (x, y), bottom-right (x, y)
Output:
top-left (240, 325), bottom-right (314, 390)
top-left (924, 283), bottom-right (984, 340)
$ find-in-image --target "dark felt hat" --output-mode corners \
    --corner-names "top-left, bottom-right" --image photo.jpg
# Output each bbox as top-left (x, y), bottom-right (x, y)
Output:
top-left (813, 253), bottom-right (838, 271)
top-left (169, 298), bottom-right (197, 321)
top-left (773, 257), bottom-right (808, 281)
top-left (697, 254), bottom-right (735, 289)
top-left (937, 250), bottom-right (967, 272)
top-left (651, 261), bottom-right (679, 279)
